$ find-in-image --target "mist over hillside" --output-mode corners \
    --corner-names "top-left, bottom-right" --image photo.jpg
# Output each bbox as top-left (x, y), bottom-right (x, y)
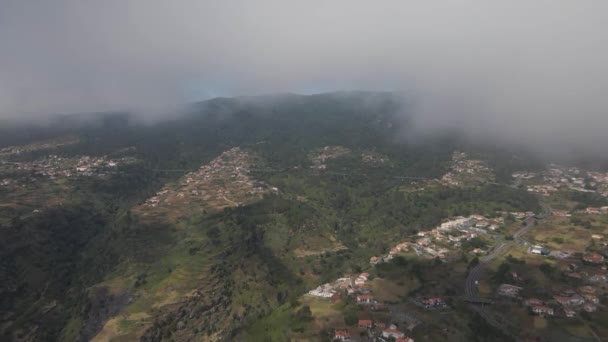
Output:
top-left (2, 1), bottom-right (608, 157)
top-left (2, 2), bottom-right (608, 341)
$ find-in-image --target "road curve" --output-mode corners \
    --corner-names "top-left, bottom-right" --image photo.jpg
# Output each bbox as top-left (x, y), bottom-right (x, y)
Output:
top-left (464, 217), bottom-right (537, 341)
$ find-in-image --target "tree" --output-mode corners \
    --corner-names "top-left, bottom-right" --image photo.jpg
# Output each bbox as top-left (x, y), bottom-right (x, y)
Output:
top-left (295, 305), bottom-right (312, 321)
top-left (344, 310), bottom-right (358, 326)
top-left (468, 257), bottom-right (480, 269)
top-left (493, 262), bottom-right (511, 283)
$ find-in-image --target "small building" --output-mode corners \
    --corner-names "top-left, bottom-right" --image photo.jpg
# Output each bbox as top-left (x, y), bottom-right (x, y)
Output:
top-left (334, 329), bottom-right (351, 341)
top-left (370, 256), bottom-right (381, 266)
top-left (524, 298), bottom-right (544, 307)
top-left (356, 294), bottom-right (376, 304)
top-left (560, 288), bottom-right (577, 297)
top-left (531, 305), bottom-right (554, 316)
top-left (358, 285), bottom-right (371, 294)
top-left (358, 319), bottom-right (373, 328)
top-left (552, 210), bottom-right (571, 217)
top-left (475, 220), bottom-right (490, 229)
top-left (555, 294), bottom-right (584, 306)
top-left (554, 296), bottom-right (571, 306)
top-left (588, 273), bottom-right (607, 283)
top-left (585, 207), bottom-right (602, 215)
top-left (421, 297), bottom-right (446, 308)
top-left (395, 338), bottom-right (415, 342)
top-left (382, 324), bottom-right (405, 339)
top-left (471, 248), bottom-right (484, 255)
top-left (583, 294), bottom-right (599, 304)
top-left (583, 303), bottom-right (597, 312)
top-left (530, 245), bottom-right (550, 255)
top-left (578, 285), bottom-right (597, 295)
top-left (563, 307), bottom-right (576, 318)
top-left (583, 253), bottom-right (605, 264)
top-left (497, 284), bottom-right (523, 298)
top-left (530, 245), bottom-right (543, 255)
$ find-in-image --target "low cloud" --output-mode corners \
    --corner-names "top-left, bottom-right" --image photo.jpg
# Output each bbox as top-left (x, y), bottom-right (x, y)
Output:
top-left (1, 1), bottom-right (607, 154)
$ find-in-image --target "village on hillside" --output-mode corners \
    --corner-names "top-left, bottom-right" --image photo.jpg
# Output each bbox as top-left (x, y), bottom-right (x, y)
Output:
top-left (514, 165), bottom-right (608, 197)
top-left (0, 155), bottom-right (136, 181)
top-left (304, 196), bottom-right (608, 341)
top-left (136, 147), bottom-right (277, 219)
top-left (306, 212), bottom-right (515, 342)
top-left (0, 137), bottom-right (141, 191)
top-left (0, 136), bottom-right (79, 159)
top-left (310, 146), bottom-right (352, 170)
top-left (439, 151), bottom-right (494, 187)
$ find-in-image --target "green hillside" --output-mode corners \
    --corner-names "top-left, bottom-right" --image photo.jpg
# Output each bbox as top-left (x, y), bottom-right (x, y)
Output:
top-left (0, 92), bottom-right (543, 341)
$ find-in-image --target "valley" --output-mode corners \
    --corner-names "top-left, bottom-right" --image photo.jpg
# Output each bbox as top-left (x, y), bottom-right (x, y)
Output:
top-left (0, 93), bottom-right (607, 342)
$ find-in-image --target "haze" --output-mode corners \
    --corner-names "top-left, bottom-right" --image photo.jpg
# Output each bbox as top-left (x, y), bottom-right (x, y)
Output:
top-left (1, 1), bottom-right (607, 154)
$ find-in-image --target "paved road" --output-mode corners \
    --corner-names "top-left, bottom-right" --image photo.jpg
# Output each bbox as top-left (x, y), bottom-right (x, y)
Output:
top-left (464, 216), bottom-right (539, 341)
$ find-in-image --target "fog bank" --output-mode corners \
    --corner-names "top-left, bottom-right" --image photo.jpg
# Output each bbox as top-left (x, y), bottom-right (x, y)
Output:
top-left (1, 1), bottom-right (607, 153)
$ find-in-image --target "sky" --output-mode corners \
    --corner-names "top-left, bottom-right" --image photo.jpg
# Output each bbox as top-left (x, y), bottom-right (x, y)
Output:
top-left (1, 1), bottom-right (607, 153)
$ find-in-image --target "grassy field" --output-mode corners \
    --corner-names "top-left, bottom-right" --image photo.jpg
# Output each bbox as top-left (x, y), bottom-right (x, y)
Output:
top-left (371, 277), bottom-right (420, 302)
top-left (527, 215), bottom-right (604, 251)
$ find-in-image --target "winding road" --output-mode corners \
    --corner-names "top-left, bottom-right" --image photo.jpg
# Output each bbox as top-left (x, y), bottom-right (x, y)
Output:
top-left (464, 215), bottom-right (537, 341)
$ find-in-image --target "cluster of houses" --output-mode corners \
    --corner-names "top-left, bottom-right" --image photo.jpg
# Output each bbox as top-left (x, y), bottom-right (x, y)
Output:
top-left (0, 137), bottom-right (78, 159)
top-left (0, 154), bottom-right (135, 182)
top-left (308, 277), bottom-right (354, 299)
top-left (579, 207), bottom-right (608, 215)
top-left (310, 146), bottom-right (351, 170)
top-left (499, 211), bottom-right (535, 221)
top-left (553, 207), bottom-right (608, 216)
top-left (562, 251), bottom-right (608, 282)
top-left (308, 273), bottom-right (382, 308)
top-left (361, 151), bottom-right (389, 166)
top-left (512, 171), bottom-right (537, 180)
top-left (586, 171), bottom-right (608, 197)
top-left (308, 274), bottom-right (415, 341)
top-left (521, 285), bottom-right (603, 318)
top-left (370, 214), bottom-right (505, 266)
top-left (413, 297), bottom-right (448, 309)
top-left (439, 151), bottom-right (493, 187)
top-left (516, 165), bottom-right (608, 198)
top-left (551, 210), bottom-right (572, 217)
top-left (526, 184), bottom-right (558, 196)
top-left (333, 323), bottom-right (414, 342)
top-left (498, 245), bottom-right (607, 318)
top-left (142, 147), bottom-right (275, 211)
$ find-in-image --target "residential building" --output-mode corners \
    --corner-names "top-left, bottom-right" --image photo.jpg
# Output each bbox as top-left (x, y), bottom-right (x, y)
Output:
top-left (334, 329), bottom-right (351, 341)
top-left (382, 324), bottom-right (405, 339)
top-left (497, 284), bottom-right (523, 298)
top-left (524, 298), bottom-right (544, 307)
top-left (356, 294), bottom-right (376, 304)
top-left (583, 253), bottom-right (605, 264)
top-left (358, 319), bottom-right (373, 329)
top-left (563, 307), bottom-right (576, 318)
top-left (531, 306), bottom-right (554, 316)
top-left (583, 303), bottom-right (597, 312)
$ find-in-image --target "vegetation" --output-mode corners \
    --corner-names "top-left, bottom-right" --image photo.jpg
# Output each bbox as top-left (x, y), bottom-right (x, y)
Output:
top-left (0, 92), bottom-right (548, 341)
